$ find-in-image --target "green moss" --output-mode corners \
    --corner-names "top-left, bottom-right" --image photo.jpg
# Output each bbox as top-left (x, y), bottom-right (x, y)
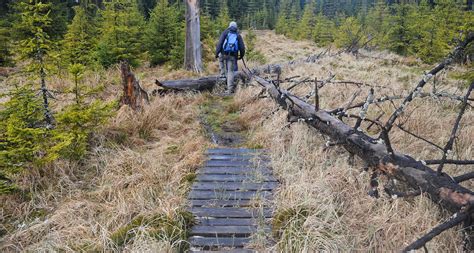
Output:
top-left (272, 206), bottom-right (312, 239)
top-left (165, 144), bottom-right (179, 154)
top-left (181, 172), bottom-right (196, 185)
top-left (69, 242), bottom-right (103, 253)
top-left (110, 215), bottom-right (146, 247)
top-left (109, 210), bottom-right (195, 250)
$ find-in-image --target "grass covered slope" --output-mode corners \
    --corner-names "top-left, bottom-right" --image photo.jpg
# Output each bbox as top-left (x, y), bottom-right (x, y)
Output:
top-left (1, 67), bottom-right (210, 251)
top-left (236, 31), bottom-right (472, 251)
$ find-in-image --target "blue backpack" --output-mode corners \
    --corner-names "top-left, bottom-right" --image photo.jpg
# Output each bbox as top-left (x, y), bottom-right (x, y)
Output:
top-left (223, 31), bottom-right (239, 54)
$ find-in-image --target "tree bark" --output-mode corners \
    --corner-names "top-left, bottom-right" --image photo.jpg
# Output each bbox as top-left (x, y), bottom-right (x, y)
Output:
top-left (120, 61), bottom-right (149, 110)
top-left (154, 72), bottom-right (249, 93)
top-left (184, 0), bottom-right (203, 73)
top-left (254, 75), bottom-right (474, 214)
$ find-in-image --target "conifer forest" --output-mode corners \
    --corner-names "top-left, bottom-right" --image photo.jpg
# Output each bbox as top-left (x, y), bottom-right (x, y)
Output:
top-left (0, 0), bottom-right (473, 252)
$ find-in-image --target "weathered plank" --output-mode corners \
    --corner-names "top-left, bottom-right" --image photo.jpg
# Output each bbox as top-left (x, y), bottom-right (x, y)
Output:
top-left (190, 207), bottom-right (273, 218)
top-left (205, 160), bottom-right (265, 167)
top-left (189, 199), bottom-right (258, 207)
top-left (206, 148), bottom-right (267, 155)
top-left (192, 182), bottom-right (278, 191)
top-left (190, 225), bottom-right (270, 237)
top-left (189, 249), bottom-right (256, 253)
top-left (195, 174), bottom-right (277, 182)
top-left (199, 167), bottom-right (272, 175)
top-left (189, 236), bottom-right (251, 247)
top-left (196, 217), bottom-right (264, 226)
top-left (208, 155), bottom-right (265, 161)
top-left (188, 190), bottom-right (273, 200)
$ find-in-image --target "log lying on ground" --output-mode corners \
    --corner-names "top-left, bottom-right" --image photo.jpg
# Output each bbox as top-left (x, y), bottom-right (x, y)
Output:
top-left (154, 72), bottom-right (249, 93)
top-left (253, 75), bottom-right (473, 214)
top-left (153, 50), bottom-right (330, 92)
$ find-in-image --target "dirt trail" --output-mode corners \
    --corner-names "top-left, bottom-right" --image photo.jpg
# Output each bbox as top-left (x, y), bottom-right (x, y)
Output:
top-left (200, 93), bottom-right (249, 147)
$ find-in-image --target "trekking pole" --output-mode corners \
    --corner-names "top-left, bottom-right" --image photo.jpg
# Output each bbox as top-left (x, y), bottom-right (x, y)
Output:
top-left (241, 57), bottom-right (253, 79)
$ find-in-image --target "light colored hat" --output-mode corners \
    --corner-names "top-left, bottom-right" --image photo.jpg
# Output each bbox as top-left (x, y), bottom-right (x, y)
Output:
top-left (229, 21), bottom-right (237, 29)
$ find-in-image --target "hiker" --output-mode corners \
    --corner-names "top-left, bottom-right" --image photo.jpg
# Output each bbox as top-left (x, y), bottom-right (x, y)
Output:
top-left (215, 21), bottom-right (245, 94)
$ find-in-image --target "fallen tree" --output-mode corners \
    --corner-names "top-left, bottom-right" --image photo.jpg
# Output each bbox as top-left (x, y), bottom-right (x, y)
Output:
top-left (152, 49), bottom-right (331, 93)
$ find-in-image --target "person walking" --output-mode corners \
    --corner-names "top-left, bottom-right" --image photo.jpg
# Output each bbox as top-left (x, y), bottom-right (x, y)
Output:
top-left (215, 21), bottom-right (245, 94)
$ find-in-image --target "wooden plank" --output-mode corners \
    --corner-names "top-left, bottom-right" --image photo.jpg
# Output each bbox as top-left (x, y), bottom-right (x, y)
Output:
top-left (191, 225), bottom-right (270, 237)
top-left (208, 155), bottom-right (264, 161)
top-left (199, 167), bottom-right (272, 175)
top-left (188, 190), bottom-right (273, 200)
top-left (195, 174), bottom-right (277, 182)
top-left (196, 217), bottom-right (264, 226)
top-left (189, 199), bottom-right (257, 207)
top-left (192, 182), bottom-right (278, 191)
top-left (190, 207), bottom-right (273, 218)
top-left (206, 148), bottom-right (266, 155)
top-left (205, 160), bottom-right (259, 167)
top-left (189, 236), bottom-right (251, 247)
top-left (189, 250), bottom-right (255, 253)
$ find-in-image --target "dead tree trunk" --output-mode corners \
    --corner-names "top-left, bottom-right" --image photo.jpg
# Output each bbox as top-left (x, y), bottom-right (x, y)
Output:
top-left (184, 0), bottom-right (203, 73)
top-left (153, 72), bottom-right (249, 94)
top-left (120, 61), bottom-right (149, 110)
top-left (253, 75), bottom-right (473, 214)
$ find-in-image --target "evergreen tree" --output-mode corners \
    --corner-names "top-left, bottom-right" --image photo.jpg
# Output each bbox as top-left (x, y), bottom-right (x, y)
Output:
top-left (313, 12), bottom-right (335, 46)
top-left (96, 0), bottom-right (144, 68)
top-left (385, 3), bottom-right (412, 55)
top-left (334, 16), bottom-right (363, 48)
top-left (55, 64), bottom-right (114, 160)
top-left (14, 0), bottom-right (55, 126)
top-left (0, 20), bottom-right (13, 67)
top-left (144, 0), bottom-right (180, 66)
top-left (216, 0), bottom-right (231, 33)
top-left (62, 5), bottom-right (98, 66)
top-left (296, 2), bottom-right (315, 40)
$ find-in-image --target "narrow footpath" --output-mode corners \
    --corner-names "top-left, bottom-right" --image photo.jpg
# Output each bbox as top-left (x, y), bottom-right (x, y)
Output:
top-left (187, 94), bottom-right (278, 252)
top-left (188, 148), bottom-right (277, 252)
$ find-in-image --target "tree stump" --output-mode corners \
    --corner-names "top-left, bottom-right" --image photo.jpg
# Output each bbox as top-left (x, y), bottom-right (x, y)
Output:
top-left (120, 61), bottom-right (149, 110)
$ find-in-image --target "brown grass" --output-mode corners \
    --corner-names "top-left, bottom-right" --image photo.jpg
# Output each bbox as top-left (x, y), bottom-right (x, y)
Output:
top-left (1, 67), bottom-right (210, 251)
top-left (1, 30), bottom-right (472, 252)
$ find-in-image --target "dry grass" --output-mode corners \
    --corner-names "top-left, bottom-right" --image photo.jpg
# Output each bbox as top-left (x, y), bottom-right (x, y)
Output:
top-left (232, 30), bottom-right (472, 252)
top-left (1, 30), bottom-right (472, 252)
top-left (0, 67), bottom-right (210, 251)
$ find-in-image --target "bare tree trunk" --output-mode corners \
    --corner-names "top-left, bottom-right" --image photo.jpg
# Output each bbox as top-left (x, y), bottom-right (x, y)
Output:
top-left (184, 0), bottom-right (203, 73)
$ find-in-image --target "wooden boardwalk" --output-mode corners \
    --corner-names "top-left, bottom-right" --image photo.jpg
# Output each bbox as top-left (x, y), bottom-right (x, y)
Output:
top-left (187, 148), bottom-right (277, 252)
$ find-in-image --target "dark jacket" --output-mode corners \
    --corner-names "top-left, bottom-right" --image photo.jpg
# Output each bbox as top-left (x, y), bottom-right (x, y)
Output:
top-left (215, 27), bottom-right (245, 59)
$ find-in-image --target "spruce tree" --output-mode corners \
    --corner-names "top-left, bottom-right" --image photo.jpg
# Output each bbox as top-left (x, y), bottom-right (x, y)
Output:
top-left (96, 0), bottom-right (144, 68)
top-left (62, 5), bottom-right (98, 66)
top-left (216, 0), bottom-right (231, 33)
top-left (14, 0), bottom-right (55, 126)
top-left (55, 64), bottom-right (114, 160)
top-left (0, 20), bottom-right (13, 67)
top-left (334, 16), bottom-right (363, 48)
top-left (144, 0), bottom-right (178, 66)
top-left (296, 3), bottom-right (315, 40)
top-left (313, 12), bottom-right (335, 46)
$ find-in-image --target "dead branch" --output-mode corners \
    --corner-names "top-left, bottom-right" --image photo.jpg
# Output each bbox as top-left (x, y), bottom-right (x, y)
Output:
top-left (383, 33), bottom-right (474, 135)
top-left (354, 88), bottom-right (374, 130)
top-left (402, 206), bottom-right (473, 252)
top-left (395, 124), bottom-right (444, 151)
top-left (425, 159), bottom-right (474, 165)
top-left (437, 82), bottom-right (474, 174)
top-left (454, 172), bottom-right (474, 183)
